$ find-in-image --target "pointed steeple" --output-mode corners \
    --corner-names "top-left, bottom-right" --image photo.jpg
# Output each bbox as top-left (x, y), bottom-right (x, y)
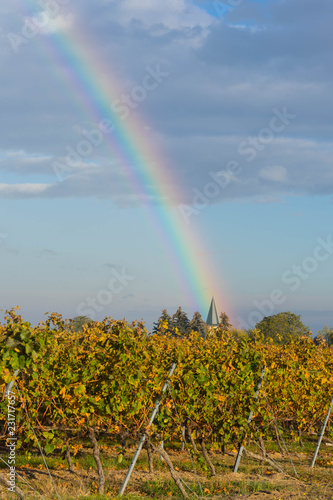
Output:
top-left (206, 296), bottom-right (219, 326)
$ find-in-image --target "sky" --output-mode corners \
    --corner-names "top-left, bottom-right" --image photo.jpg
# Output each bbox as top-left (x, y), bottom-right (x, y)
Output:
top-left (0, 0), bottom-right (332, 334)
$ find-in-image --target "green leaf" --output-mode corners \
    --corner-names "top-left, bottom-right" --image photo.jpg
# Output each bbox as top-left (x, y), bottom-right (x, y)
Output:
top-left (5, 338), bottom-right (19, 349)
top-left (44, 443), bottom-right (55, 454)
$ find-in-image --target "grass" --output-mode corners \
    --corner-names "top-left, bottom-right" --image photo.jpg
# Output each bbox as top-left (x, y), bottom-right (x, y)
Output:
top-left (0, 437), bottom-right (333, 499)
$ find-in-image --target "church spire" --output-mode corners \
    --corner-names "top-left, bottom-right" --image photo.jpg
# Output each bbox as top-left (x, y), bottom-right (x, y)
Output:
top-left (206, 296), bottom-right (219, 326)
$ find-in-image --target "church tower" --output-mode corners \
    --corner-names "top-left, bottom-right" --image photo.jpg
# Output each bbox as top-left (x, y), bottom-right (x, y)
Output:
top-left (206, 296), bottom-right (219, 326)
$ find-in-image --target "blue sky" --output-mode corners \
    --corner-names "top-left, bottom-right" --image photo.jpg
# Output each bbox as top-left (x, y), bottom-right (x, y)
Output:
top-left (0, 0), bottom-right (332, 333)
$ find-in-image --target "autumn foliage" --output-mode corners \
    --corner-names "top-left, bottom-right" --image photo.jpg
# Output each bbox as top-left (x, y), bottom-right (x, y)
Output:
top-left (0, 308), bottom-right (332, 458)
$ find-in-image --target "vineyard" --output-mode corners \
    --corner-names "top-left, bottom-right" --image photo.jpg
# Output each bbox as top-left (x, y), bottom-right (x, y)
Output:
top-left (0, 308), bottom-right (333, 499)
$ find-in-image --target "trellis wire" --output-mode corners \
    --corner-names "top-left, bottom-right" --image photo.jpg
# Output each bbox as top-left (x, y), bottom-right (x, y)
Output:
top-left (0, 455), bottom-right (47, 500)
top-left (263, 394), bottom-right (298, 478)
top-left (251, 439), bottom-right (287, 474)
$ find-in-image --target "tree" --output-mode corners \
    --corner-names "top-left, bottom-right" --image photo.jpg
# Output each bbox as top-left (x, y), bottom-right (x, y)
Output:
top-left (153, 309), bottom-right (173, 335)
top-left (316, 326), bottom-right (333, 346)
top-left (218, 312), bottom-right (232, 331)
top-left (70, 316), bottom-right (93, 332)
top-left (255, 312), bottom-right (311, 345)
top-left (172, 307), bottom-right (190, 336)
top-left (189, 311), bottom-right (208, 339)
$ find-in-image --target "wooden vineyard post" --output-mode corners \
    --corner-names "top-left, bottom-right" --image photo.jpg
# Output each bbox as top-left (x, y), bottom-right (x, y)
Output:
top-left (159, 439), bottom-right (164, 461)
top-left (181, 426), bottom-right (186, 451)
top-left (310, 395), bottom-right (333, 468)
top-left (233, 367), bottom-right (266, 473)
top-left (119, 363), bottom-right (177, 497)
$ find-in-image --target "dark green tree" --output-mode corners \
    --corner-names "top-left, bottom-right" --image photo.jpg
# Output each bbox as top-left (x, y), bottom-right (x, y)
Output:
top-left (172, 307), bottom-right (190, 336)
top-left (152, 309), bottom-right (173, 335)
top-left (218, 312), bottom-right (232, 330)
top-left (255, 312), bottom-right (311, 344)
top-left (189, 311), bottom-right (208, 339)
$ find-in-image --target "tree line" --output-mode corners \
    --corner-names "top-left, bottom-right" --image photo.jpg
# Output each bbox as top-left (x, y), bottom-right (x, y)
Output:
top-left (152, 307), bottom-right (232, 338)
top-left (71, 309), bottom-right (333, 346)
top-left (152, 309), bottom-right (333, 346)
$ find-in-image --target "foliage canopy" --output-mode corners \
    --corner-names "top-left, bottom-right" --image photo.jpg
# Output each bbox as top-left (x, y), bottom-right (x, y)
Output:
top-left (255, 311), bottom-right (311, 344)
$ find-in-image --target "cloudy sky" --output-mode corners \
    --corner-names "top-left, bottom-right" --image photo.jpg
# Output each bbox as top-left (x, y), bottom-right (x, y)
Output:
top-left (0, 0), bottom-right (332, 333)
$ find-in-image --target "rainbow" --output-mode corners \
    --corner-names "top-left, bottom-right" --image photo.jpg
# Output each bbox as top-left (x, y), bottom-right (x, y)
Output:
top-left (20, 0), bottom-right (233, 320)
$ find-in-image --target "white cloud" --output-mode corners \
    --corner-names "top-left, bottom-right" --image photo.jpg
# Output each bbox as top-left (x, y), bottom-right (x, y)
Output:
top-left (228, 23), bottom-right (266, 33)
top-left (0, 149), bottom-right (55, 176)
top-left (45, 13), bottom-right (74, 34)
top-left (26, 12), bottom-right (74, 35)
top-left (23, 155), bottom-right (52, 163)
top-left (0, 149), bottom-right (51, 163)
top-left (0, 183), bottom-right (49, 196)
top-left (259, 166), bottom-right (288, 182)
top-left (114, 0), bottom-right (212, 30)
